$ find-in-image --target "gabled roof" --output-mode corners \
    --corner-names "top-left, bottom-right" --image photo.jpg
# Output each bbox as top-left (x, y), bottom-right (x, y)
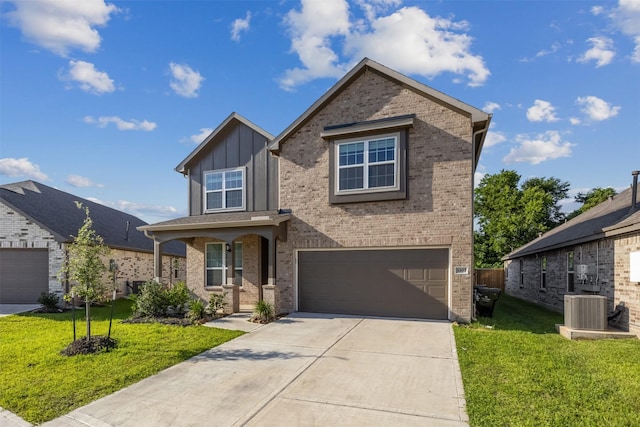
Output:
top-left (268, 57), bottom-right (491, 168)
top-left (0, 181), bottom-right (185, 256)
top-left (175, 112), bottom-right (274, 175)
top-left (503, 185), bottom-right (640, 260)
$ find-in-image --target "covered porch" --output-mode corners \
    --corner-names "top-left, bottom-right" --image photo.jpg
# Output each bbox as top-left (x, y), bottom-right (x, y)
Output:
top-left (138, 211), bottom-right (289, 313)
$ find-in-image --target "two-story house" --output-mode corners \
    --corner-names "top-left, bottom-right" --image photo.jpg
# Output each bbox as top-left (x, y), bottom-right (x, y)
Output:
top-left (139, 58), bottom-right (491, 322)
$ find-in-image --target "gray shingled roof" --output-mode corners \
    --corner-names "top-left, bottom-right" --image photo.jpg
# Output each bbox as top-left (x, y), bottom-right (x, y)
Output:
top-left (503, 184), bottom-right (640, 260)
top-left (0, 181), bottom-right (185, 256)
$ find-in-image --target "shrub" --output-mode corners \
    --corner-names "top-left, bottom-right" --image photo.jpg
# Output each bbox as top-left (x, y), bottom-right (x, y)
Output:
top-left (37, 292), bottom-right (59, 310)
top-left (131, 281), bottom-right (169, 317)
top-left (251, 300), bottom-right (275, 323)
top-left (187, 299), bottom-right (206, 323)
top-left (206, 293), bottom-right (226, 315)
top-left (166, 281), bottom-right (190, 314)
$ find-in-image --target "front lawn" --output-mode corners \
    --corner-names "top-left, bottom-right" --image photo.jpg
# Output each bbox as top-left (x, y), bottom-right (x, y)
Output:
top-left (0, 299), bottom-right (244, 424)
top-left (454, 294), bottom-right (640, 427)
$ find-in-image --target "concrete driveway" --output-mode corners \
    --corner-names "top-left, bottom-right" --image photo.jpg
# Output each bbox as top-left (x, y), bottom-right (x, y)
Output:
top-left (41, 313), bottom-right (468, 427)
top-left (0, 304), bottom-right (41, 317)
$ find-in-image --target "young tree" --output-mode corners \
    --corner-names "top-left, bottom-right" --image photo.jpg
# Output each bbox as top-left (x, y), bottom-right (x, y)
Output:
top-left (474, 170), bottom-right (569, 267)
top-left (59, 203), bottom-right (110, 341)
top-left (566, 187), bottom-right (617, 220)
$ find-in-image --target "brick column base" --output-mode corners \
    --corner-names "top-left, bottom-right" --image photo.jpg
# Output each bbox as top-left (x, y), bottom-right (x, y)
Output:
top-left (262, 284), bottom-right (279, 314)
top-left (222, 284), bottom-right (240, 314)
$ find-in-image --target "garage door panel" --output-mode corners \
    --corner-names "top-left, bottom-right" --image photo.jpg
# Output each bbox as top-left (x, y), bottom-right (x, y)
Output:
top-left (298, 249), bottom-right (449, 319)
top-left (0, 249), bottom-right (49, 304)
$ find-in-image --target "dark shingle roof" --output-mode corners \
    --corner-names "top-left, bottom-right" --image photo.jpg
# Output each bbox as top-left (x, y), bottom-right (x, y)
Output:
top-left (0, 181), bottom-right (185, 256)
top-left (503, 184), bottom-right (640, 260)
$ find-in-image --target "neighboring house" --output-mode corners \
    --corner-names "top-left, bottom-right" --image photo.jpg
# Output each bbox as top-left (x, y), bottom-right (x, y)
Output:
top-left (0, 181), bottom-right (186, 304)
top-left (503, 172), bottom-right (640, 337)
top-left (139, 58), bottom-right (491, 322)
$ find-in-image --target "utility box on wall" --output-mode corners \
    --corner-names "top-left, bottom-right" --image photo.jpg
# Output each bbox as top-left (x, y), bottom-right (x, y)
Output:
top-left (631, 252), bottom-right (640, 283)
top-left (564, 295), bottom-right (607, 330)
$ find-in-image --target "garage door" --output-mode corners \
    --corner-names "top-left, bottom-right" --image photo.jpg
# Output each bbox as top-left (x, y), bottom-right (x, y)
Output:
top-left (298, 248), bottom-right (449, 319)
top-left (0, 249), bottom-right (49, 303)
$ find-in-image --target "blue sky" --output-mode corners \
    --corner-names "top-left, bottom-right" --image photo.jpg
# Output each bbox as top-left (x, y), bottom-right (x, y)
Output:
top-left (1, 0), bottom-right (638, 223)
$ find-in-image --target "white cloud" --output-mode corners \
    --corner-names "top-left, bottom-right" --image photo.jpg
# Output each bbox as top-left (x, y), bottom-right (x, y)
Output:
top-left (484, 131), bottom-right (507, 148)
top-left (569, 117), bottom-right (582, 125)
top-left (576, 96), bottom-right (621, 121)
top-left (503, 131), bottom-right (574, 165)
top-left (0, 157), bottom-right (49, 180)
top-left (279, 1), bottom-right (489, 90)
top-left (344, 6), bottom-right (489, 87)
top-left (591, 6), bottom-right (605, 16)
top-left (577, 36), bottom-right (616, 67)
top-left (4, 0), bottom-right (119, 57)
top-left (611, 0), bottom-right (640, 62)
top-left (62, 60), bottom-right (115, 94)
top-left (84, 115), bottom-right (157, 131)
top-left (66, 174), bottom-right (103, 188)
top-left (231, 11), bottom-right (251, 42)
top-left (526, 100), bottom-right (559, 122)
top-left (186, 128), bottom-right (214, 144)
top-left (483, 102), bottom-right (501, 113)
top-left (279, 0), bottom-right (351, 89)
top-left (168, 62), bottom-right (204, 98)
top-left (87, 197), bottom-right (179, 220)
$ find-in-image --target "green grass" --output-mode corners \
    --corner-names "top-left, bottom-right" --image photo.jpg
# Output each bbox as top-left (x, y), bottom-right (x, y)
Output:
top-left (0, 299), bottom-right (244, 424)
top-left (454, 294), bottom-right (640, 427)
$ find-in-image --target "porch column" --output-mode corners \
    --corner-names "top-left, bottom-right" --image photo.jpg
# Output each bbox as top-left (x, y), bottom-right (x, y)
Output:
top-left (153, 240), bottom-right (163, 282)
top-left (262, 237), bottom-right (278, 312)
top-left (222, 241), bottom-right (239, 313)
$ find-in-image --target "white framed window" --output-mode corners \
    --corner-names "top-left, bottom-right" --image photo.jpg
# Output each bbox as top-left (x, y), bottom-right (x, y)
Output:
top-left (335, 133), bottom-right (399, 194)
top-left (567, 251), bottom-right (575, 293)
top-left (205, 242), bottom-right (243, 287)
top-left (203, 167), bottom-right (245, 212)
top-left (540, 256), bottom-right (547, 290)
top-left (519, 259), bottom-right (524, 288)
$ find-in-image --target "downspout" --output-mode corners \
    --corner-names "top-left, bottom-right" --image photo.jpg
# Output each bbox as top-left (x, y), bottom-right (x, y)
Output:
top-left (631, 170), bottom-right (639, 213)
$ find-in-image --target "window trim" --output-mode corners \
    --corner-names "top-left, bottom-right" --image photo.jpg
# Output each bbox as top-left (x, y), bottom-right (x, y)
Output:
top-left (205, 242), bottom-right (243, 287)
top-left (540, 256), bottom-right (547, 290)
top-left (567, 251), bottom-right (575, 293)
top-left (203, 167), bottom-right (246, 213)
top-left (328, 130), bottom-right (408, 204)
top-left (334, 133), bottom-right (400, 195)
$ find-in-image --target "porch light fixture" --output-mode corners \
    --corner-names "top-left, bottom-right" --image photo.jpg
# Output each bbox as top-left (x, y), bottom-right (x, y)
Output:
top-left (225, 243), bottom-right (231, 252)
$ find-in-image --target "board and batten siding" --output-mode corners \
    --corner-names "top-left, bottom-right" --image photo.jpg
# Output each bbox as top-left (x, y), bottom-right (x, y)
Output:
top-left (186, 123), bottom-right (278, 215)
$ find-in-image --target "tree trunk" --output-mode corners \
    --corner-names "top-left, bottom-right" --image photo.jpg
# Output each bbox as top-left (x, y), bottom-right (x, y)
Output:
top-left (85, 301), bottom-right (91, 341)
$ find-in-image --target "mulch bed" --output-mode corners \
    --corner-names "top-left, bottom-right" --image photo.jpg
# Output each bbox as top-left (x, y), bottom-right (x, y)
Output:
top-left (60, 336), bottom-right (117, 356)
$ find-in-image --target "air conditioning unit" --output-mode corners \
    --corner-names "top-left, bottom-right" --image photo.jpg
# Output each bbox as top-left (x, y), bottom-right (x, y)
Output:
top-left (564, 295), bottom-right (607, 330)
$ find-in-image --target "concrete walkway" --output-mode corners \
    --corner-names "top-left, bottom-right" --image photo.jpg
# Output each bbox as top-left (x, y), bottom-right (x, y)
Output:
top-left (29, 312), bottom-right (467, 426)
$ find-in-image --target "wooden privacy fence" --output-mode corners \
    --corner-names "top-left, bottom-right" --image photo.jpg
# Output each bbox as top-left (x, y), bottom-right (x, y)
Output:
top-left (474, 268), bottom-right (505, 291)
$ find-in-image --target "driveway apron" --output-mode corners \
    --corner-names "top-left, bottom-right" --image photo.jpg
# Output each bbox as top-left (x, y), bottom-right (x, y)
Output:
top-left (42, 313), bottom-right (469, 427)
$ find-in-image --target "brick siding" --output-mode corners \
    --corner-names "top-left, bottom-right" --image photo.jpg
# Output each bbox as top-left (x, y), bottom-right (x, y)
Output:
top-left (277, 69), bottom-right (475, 322)
top-left (505, 233), bottom-right (640, 338)
top-left (1, 202), bottom-right (185, 299)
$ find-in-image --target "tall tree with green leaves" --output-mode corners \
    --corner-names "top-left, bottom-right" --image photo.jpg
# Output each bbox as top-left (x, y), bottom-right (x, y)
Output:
top-left (474, 170), bottom-right (569, 267)
top-left (59, 203), bottom-right (110, 341)
top-left (566, 187), bottom-right (617, 220)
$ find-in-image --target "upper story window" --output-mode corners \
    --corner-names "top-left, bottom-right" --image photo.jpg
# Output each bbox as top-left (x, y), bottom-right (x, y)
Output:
top-left (204, 167), bottom-right (245, 212)
top-left (323, 115), bottom-right (413, 204)
top-left (337, 135), bottom-right (398, 193)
